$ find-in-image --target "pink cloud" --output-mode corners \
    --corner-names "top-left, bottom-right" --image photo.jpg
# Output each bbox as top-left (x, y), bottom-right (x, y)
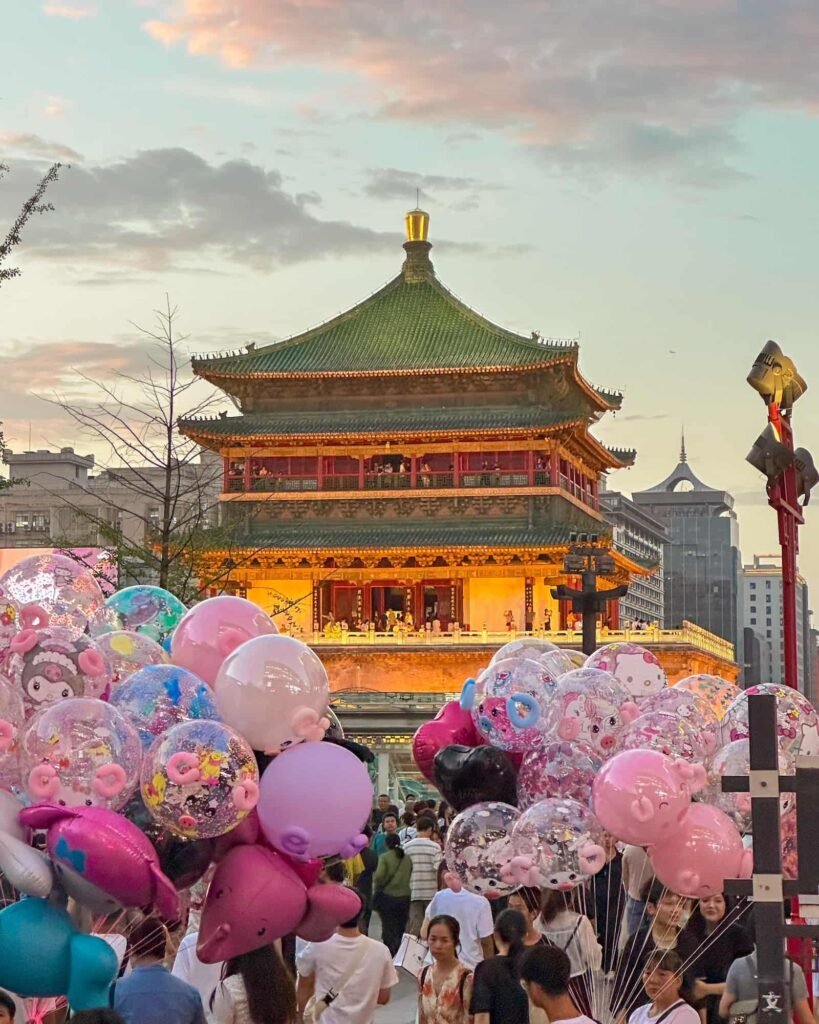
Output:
top-left (143, 1), bottom-right (819, 175)
top-left (42, 2), bottom-right (96, 16)
top-left (44, 96), bottom-right (66, 117)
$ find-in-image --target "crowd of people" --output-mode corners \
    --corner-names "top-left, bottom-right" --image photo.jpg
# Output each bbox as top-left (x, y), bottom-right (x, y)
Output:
top-left (0, 796), bottom-right (811, 1024)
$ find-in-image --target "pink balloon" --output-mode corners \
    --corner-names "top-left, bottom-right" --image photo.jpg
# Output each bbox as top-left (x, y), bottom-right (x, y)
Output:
top-left (412, 700), bottom-right (479, 782)
top-left (649, 803), bottom-right (751, 898)
top-left (257, 743), bottom-right (371, 860)
top-left (171, 597), bottom-right (278, 686)
top-left (591, 749), bottom-right (705, 846)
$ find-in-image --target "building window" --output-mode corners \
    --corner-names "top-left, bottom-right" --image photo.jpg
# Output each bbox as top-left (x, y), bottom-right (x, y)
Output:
top-left (767, 630), bottom-right (772, 638)
top-left (750, 581), bottom-right (756, 589)
top-left (750, 618), bottom-right (756, 625)
top-left (766, 595), bottom-right (771, 603)
top-left (766, 580), bottom-right (771, 589)
top-left (767, 617), bottom-right (772, 626)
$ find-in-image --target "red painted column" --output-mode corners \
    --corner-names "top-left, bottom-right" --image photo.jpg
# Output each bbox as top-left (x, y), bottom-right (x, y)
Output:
top-left (410, 456), bottom-right (417, 489)
top-left (453, 451), bottom-right (460, 487)
top-left (550, 448), bottom-right (560, 487)
top-left (243, 454), bottom-right (251, 492)
top-left (317, 451), bottom-right (324, 490)
top-left (527, 449), bottom-right (534, 486)
top-left (358, 457), bottom-right (365, 490)
top-left (223, 456), bottom-right (230, 492)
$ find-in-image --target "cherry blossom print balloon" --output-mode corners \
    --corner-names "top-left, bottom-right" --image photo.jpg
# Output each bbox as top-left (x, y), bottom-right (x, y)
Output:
top-left (461, 657), bottom-right (557, 753)
top-left (444, 801), bottom-right (521, 899)
top-left (20, 697), bottom-right (142, 811)
top-left (619, 709), bottom-right (704, 763)
top-left (539, 669), bottom-right (639, 759)
top-left (0, 674), bottom-right (24, 791)
top-left (591, 748), bottom-right (706, 846)
top-left (585, 642), bottom-right (667, 700)
top-left (141, 719), bottom-right (259, 840)
top-left (94, 631), bottom-right (169, 687)
top-left (705, 739), bottom-right (794, 834)
top-left (510, 797), bottom-right (606, 891)
top-left (0, 553), bottom-right (105, 637)
top-left (110, 664), bottom-right (220, 749)
top-left (214, 634), bottom-right (330, 753)
top-left (7, 628), bottom-right (112, 718)
top-left (171, 596), bottom-right (278, 686)
top-left (675, 674), bottom-right (741, 721)
top-left (517, 741), bottom-right (602, 810)
top-left (96, 586), bottom-right (187, 646)
top-left (640, 688), bottom-right (721, 757)
top-left (722, 683), bottom-right (819, 757)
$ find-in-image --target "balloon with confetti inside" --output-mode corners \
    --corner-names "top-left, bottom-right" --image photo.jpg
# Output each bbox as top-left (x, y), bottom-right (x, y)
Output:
top-left (110, 664), bottom-right (220, 749)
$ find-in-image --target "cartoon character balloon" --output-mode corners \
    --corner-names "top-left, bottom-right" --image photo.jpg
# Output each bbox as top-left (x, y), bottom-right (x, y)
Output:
top-left (96, 586), bottom-right (187, 645)
top-left (509, 797), bottom-right (606, 891)
top-left (649, 803), bottom-right (751, 898)
top-left (675, 674), bottom-right (741, 721)
top-left (591, 748), bottom-right (706, 846)
top-left (704, 739), bottom-right (794, 833)
top-left (444, 802), bottom-right (521, 899)
top-left (0, 587), bottom-right (19, 666)
top-left (141, 719), bottom-right (259, 839)
top-left (722, 683), bottom-right (819, 757)
top-left (539, 669), bottom-right (639, 759)
top-left (412, 700), bottom-right (480, 782)
top-left (461, 657), bottom-right (558, 752)
top-left (618, 710), bottom-right (704, 763)
top-left (585, 642), bottom-right (667, 700)
top-left (110, 664), bottom-right (220, 749)
top-left (433, 744), bottom-right (519, 812)
top-left (517, 741), bottom-right (602, 810)
top-left (7, 628), bottom-right (112, 717)
top-left (257, 742), bottom-right (371, 860)
top-left (640, 689), bottom-right (721, 756)
top-left (94, 631), bottom-right (168, 687)
top-left (0, 675), bottom-right (24, 791)
top-left (171, 596), bottom-right (278, 686)
top-left (214, 634), bottom-right (330, 753)
top-left (21, 697), bottom-right (142, 811)
top-left (0, 553), bottom-right (105, 637)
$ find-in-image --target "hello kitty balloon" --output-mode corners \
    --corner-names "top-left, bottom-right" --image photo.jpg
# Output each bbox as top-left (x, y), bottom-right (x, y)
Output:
top-left (540, 669), bottom-right (639, 759)
top-left (585, 642), bottom-right (667, 700)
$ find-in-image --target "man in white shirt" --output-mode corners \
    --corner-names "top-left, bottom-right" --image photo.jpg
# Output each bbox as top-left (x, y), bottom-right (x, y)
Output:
top-left (172, 931), bottom-right (223, 1009)
top-left (296, 892), bottom-right (398, 1024)
top-left (422, 886), bottom-right (494, 969)
top-left (404, 814), bottom-right (442, 936)
top-left (521, 945), bottom-right (598, 1024)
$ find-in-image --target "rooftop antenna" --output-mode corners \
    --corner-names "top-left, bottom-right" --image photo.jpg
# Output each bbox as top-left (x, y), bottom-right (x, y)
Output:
top-left (680, 426), bottom-right (687, 464)
top-left (416, 187), bottom-right (420, 209)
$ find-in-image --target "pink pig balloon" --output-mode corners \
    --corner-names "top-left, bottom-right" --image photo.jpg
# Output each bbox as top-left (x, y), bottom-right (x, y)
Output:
top-left (257, 743), bottom-right (371, 861)
top-left (412, 700), bottom-right (480, 782)
top-left (649, 803), bottom-right (751, 898)
top-left (171, 597), bottom-right (278, 686)
top-left (591, 749), bottom-right (706, 846)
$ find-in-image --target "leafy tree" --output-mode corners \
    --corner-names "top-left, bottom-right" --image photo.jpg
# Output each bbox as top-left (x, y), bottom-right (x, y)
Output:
top-left (0, 162), bottom-right (61, 287)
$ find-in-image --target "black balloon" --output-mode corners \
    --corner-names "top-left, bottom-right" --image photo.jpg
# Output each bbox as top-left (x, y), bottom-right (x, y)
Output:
top-left (155, 834), bottom-right (216, 891)
top-left (433, 744), bottom-right (518, 812)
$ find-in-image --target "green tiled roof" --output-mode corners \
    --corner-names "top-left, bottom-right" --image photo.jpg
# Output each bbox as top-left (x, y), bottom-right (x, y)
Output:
top-left (180, 406), bottom-right (585, 440)
top-left (192, 275), bottom-right (577, 377)
top-left (228, 520), bottom-right (610, 551)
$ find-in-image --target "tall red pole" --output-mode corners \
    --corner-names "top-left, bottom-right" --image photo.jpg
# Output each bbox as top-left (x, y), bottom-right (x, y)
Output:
top-left (766, 402), bottom-right (804, 690)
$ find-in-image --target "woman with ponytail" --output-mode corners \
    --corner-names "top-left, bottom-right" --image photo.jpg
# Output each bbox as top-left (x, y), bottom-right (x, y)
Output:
top-left (470, 908), bottom-right (529, 1024)
top-left (208, 944), bottom-right (297, 1023)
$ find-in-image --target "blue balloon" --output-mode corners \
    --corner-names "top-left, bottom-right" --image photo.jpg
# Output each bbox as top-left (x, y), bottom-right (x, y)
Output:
top-left (96, 585), bottom-right (187, 645)
top-left (0, 897), bottom-right (118, 1010)
top-left (110, 663), bottom-right (220, 748)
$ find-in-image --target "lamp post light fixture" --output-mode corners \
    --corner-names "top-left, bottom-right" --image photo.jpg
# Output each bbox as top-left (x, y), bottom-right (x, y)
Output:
top-left (745, 340), bottom-right (812, 690)
top-left (552, 535), bottom-right (627, 655)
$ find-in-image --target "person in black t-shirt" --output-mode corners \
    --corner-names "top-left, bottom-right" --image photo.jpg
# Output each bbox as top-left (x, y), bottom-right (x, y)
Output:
top-left (682, 894), bottom-right (752, 1024)
top-left (470, 908), bottom-right (529, 1024)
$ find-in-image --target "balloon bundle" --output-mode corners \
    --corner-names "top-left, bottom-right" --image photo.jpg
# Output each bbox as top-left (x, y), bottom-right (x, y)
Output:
top-left (414, 637), bottom-right (819, 903)
top-left (0, 554), bottom-right (369, 1011)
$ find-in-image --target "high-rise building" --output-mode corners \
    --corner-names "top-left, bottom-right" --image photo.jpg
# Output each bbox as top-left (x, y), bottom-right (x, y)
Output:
top-left (600, 488), bottom-right (667, 626)
top-left (632, 439), bottom-right (742, 660)
top-left (741, 553), bottom-right (812, 693)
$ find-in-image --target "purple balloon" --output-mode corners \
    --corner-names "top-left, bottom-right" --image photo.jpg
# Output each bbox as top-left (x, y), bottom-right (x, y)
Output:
top-left (257, 743), bottom-right (371, 861)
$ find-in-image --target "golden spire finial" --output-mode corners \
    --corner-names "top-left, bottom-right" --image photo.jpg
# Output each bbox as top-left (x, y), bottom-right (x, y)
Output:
top-left (405, 204), bottom-right (430, 243)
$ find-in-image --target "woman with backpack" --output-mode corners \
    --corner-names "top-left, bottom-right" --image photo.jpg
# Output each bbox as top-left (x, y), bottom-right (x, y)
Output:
top-left (470, 908), bottom-right (529, 1024)
top-left (536, 889), bottom-right (601, 1016)
top-left (418, 914), bottom-right (473, 1024)
top-left (372, 832), bottom-right (412, 956)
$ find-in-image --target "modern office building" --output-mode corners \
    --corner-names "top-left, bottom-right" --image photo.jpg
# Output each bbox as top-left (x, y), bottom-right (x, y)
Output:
top-left (600, 487), bottom-right (667, 626)
top-left (632, 439), bottom-right (742, 662)
top-left (741, 553), bottom-right (812, 693)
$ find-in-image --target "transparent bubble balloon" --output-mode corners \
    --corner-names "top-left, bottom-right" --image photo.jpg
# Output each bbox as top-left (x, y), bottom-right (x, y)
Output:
top-left (171, 596), bottom-right (278, 686)
top-left (110, 664), bottom-right (220, 749)
top-left (95, 631), bottom-right (169, 687)
top-left (705, 738), bottom-right (794, 833)
top-left (463, 657), bottom-right (558, 752)
top-left (511, 796), bottom-right (606, 890)
top-left (0, 673), bottom-right (24, 791)
top-left (640, 689), bottom-right (721, 758)
top-left (20, 697), bottom-right (142, 810)
top-left (619, 709), bottom-right (704, 762)
top-left (585, 642), bottom-right (667, 700)
top-left (540, 668), bottom-right (638, 759)
top-left (444, 801), bottom-right (521, 899)
top-left (517, 741), bottom-right (603, 810)
top-left (0, 552), bottom-right (105, 637)
top-left (0, 587), bottom-right (20, 667)
top-left (675, 674), bottom-right (741, 721)
top-left (95, 586), bottom-right (187, 645)
top-left (490, 637), bottom-right (561, 666)
top-left (539, 649), bottom-right (578, 678)
top-left (6, 627), bottom-right (112, 719)
top-left (722, 683), bottom-right (819, 757)
top-left (562, 650), bottom-right (587, 670)
top-left (141, 719), bottom-right (259, 839)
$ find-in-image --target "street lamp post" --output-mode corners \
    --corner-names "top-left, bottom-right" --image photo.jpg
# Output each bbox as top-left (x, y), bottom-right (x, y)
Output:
top-left (551, 533), bottom-right (628, 656)
top-left (746, 340), bottom-right (815, 689)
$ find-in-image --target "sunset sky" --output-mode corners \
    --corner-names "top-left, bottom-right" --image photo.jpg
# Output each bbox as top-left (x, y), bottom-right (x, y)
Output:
top-left (2, 1), bottom-right (819, 591)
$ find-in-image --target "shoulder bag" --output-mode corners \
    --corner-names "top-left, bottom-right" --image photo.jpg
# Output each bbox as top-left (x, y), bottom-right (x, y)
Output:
top-left (303, 939), bottom-right (370, 1023)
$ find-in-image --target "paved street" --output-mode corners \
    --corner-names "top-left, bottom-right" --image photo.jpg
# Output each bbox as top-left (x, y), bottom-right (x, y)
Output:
top-left (370, 915), bottom-right (418, 1023)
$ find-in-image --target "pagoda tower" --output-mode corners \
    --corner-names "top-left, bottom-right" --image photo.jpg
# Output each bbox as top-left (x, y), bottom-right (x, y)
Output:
top-left (181, 210), bottom-right (646, 645)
